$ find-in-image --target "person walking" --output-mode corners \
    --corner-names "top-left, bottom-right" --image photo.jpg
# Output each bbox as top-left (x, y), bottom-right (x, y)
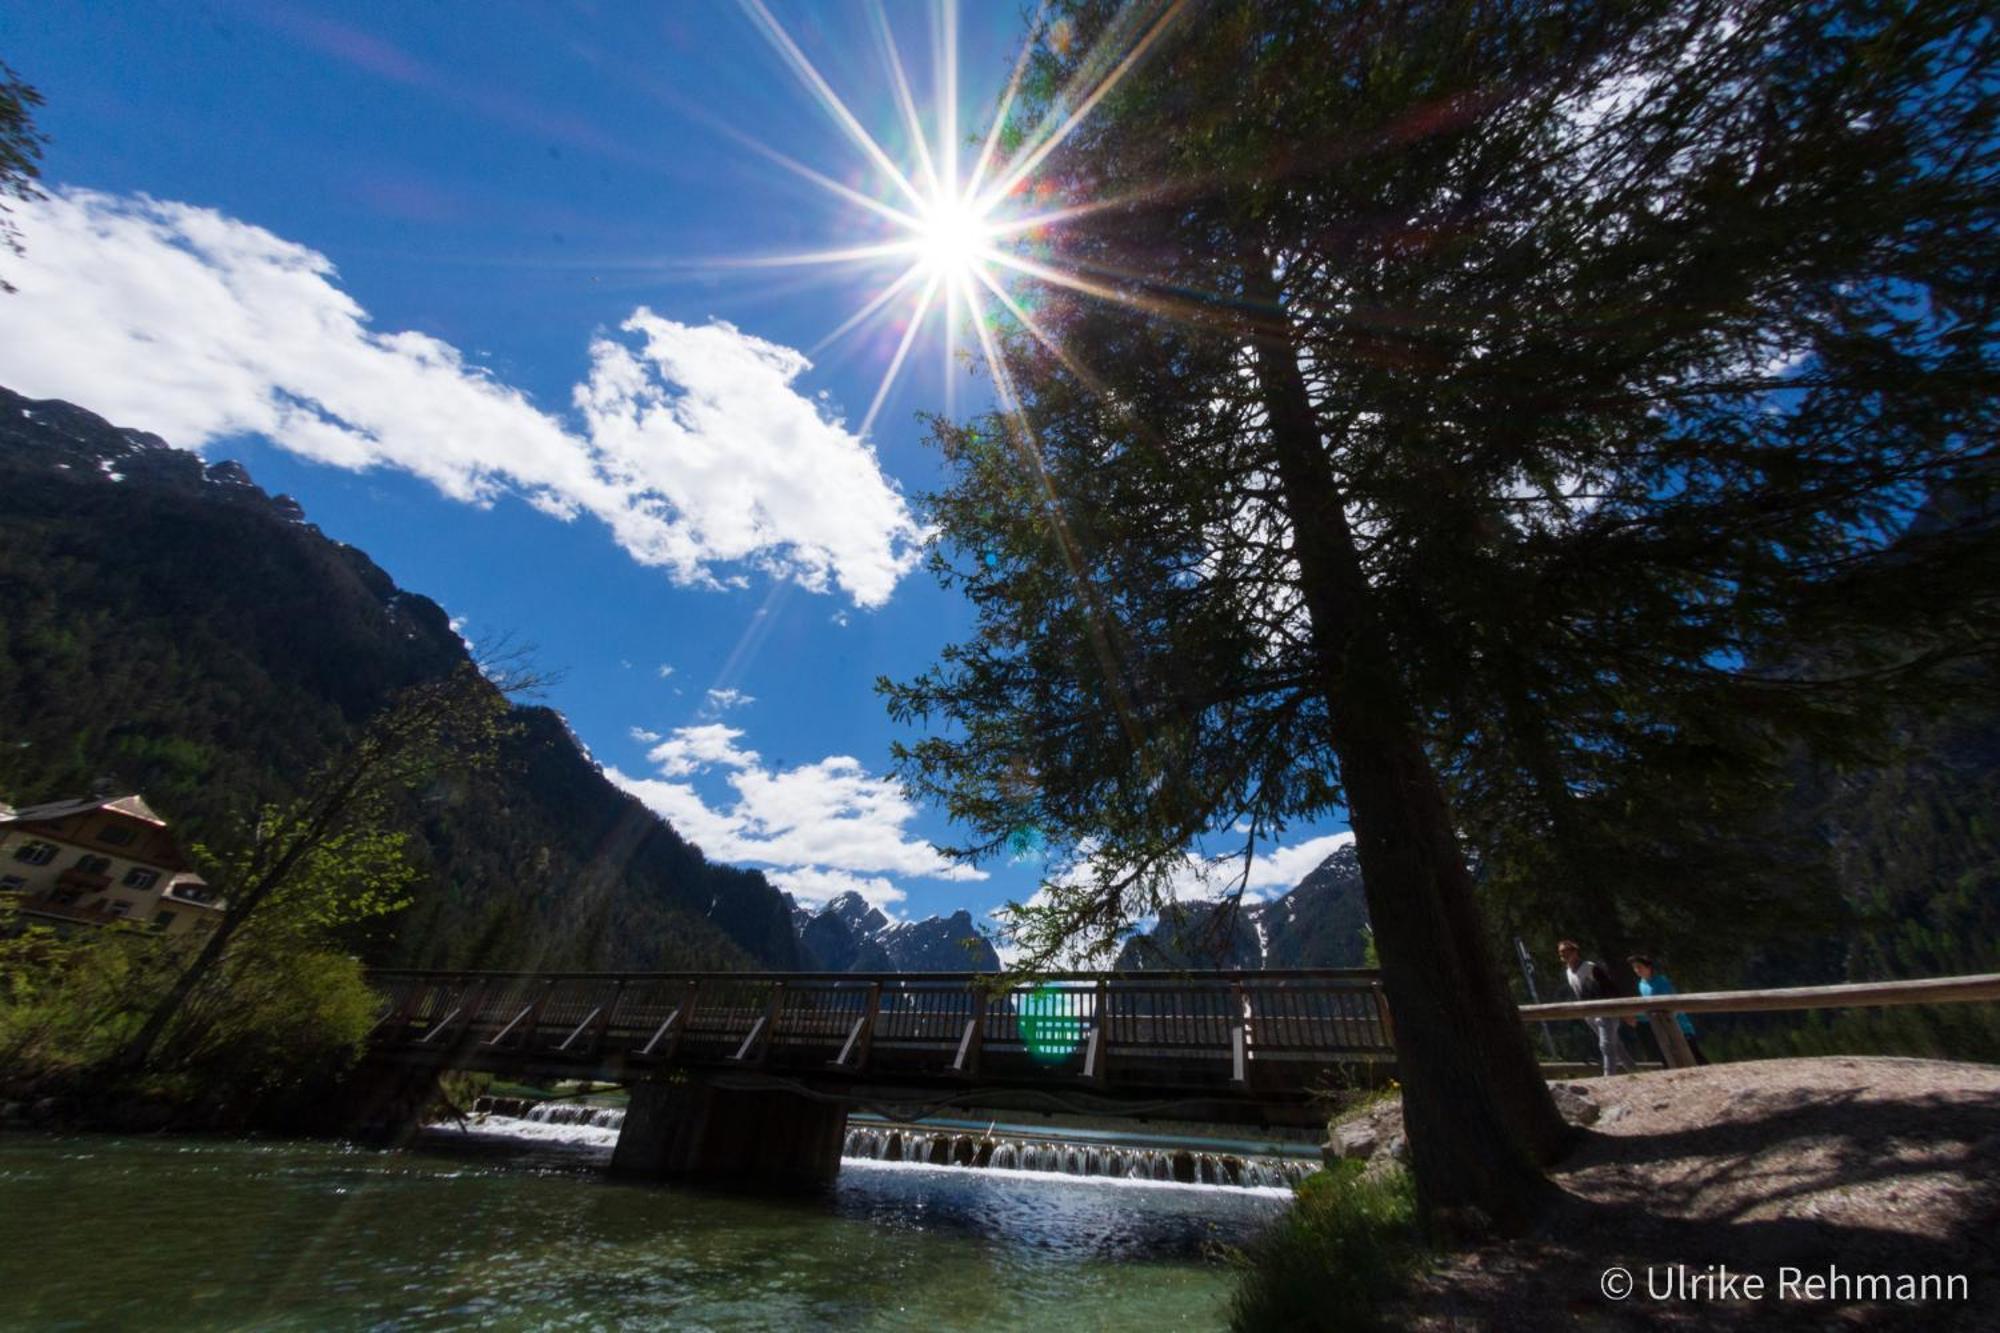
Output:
top-left (1558, 938), bottom-right (1635, 1076)
top-left (1629, 955), bottom-right (1711, 1065)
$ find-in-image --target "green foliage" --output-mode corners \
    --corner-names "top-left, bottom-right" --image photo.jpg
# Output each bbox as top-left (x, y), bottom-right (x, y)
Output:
top-left (0, 906), bottom-right (183, 1083)
top-left (196, 822), bottom-right (417, 940)
top-left (120, 662), bottom-right (524, 1070)
top-left (0, 56), bottom-right (46, 292)
top-left (149, 930), bottom-right (378, 1104)
top-left (1229, 1161), bottom-right (1424, 1332)
top-left (890, 0), bottom-right (1998, 979)
top-left (1, 867), bottom-right (374, 1118)
top-left (0, 903), bottom-right (374, 1114)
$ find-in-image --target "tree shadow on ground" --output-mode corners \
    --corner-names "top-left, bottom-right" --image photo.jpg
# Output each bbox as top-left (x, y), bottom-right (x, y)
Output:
top-left (1400, 1076), bottom-right (2000, 1331)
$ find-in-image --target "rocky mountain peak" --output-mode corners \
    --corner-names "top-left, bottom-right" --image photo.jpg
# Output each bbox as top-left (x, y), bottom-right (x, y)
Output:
top-left (825, 889), bottom-right (892, 937)
top-left (788, 892), bottom-right (1001, 973)
top-left (1115, 840), bottom-right (1371, 971)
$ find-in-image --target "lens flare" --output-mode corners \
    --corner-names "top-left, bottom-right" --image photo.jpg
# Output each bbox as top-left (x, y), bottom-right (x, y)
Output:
top-left (729, 0), bottom-right (1193, 441)
top-left (1017, 985), bottom-right (1086, 1063)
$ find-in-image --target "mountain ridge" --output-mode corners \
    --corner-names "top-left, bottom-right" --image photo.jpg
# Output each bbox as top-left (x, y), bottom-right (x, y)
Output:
top-left (0, 384), bottom-right (799, 971)
top-left (1114, 841), bottom-right (1372, 972)
top-left (790, 890), bottom-right (1002, 972)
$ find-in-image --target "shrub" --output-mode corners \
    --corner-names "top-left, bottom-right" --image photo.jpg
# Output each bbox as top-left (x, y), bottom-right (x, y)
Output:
top-left (0, 903), bottom-right (376, 1122)
top-left (1230, 1160), bottom-right (1424, 1332)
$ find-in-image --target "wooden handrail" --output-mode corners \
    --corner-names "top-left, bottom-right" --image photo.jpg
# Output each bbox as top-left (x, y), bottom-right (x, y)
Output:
top-left (363, 965), bottom-right (1385, 985)
top-left (1520, 972), bottom-right (2000, 1023)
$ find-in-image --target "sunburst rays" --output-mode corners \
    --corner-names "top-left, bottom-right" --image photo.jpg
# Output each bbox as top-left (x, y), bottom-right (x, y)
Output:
top-left (725, 0), bottom-right (1188, 441)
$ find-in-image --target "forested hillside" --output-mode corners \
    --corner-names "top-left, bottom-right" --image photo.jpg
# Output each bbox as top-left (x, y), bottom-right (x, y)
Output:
top-left (0, 386), bottom-right (799, 971)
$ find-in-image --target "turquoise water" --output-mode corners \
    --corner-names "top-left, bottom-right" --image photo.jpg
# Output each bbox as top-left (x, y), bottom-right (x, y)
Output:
top-left (0, 1130), bottom-right (1288, 1329)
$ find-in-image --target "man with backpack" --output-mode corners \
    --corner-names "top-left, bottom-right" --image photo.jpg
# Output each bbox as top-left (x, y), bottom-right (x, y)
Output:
top-left (1558, 938), bottom-right (1635, 1076)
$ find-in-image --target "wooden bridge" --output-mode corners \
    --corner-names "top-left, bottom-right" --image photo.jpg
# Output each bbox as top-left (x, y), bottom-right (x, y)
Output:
top-left (361, 967), bottom-right (1395, 1188)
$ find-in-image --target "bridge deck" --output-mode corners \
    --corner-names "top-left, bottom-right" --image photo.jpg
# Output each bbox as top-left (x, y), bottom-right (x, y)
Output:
top-left (366, 968), bottom-right (1395, 1111)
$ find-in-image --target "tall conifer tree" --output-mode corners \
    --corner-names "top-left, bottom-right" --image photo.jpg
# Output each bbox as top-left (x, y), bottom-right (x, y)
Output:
top-left (889, 0), bottom-right (1996, 1230)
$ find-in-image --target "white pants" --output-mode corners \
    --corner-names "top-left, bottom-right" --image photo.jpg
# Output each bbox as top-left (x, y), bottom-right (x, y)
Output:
top-left (1591, 1017), bottom-right (1635, 1076)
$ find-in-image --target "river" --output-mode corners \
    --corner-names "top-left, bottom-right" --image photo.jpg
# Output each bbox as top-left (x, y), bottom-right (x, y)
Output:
top-left (0, 1120), bottom-right (1293, 1330)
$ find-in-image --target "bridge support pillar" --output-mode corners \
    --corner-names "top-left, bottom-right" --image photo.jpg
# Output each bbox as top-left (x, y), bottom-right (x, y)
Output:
top-left (610, 1076), bottom-right (848, 1191)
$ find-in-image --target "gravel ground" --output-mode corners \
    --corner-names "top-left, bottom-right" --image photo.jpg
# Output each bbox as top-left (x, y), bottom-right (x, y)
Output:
top-left (1386, 1057), bottom-right (2000, 1331)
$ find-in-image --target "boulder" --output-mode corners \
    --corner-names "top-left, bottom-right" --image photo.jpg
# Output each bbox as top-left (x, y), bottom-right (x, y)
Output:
top-left (1329, 1122), bottom-right (1381, 1161)
top-left (1549, 1082), bottom-right (1602, 1127)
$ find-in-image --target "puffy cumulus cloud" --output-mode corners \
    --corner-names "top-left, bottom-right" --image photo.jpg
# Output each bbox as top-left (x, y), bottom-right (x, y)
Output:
top-left (1, 189), bottom-right (925, 607)
top-left (700, 687), bottom-right (755, 715)
top-left (576, 314), bottom-right (927, 605)
top-left (644, 722), bottom-right (759, 778)
top-left (606, 721), bottom-right (983, 911)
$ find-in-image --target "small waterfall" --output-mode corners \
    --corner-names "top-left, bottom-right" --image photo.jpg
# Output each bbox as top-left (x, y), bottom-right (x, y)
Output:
top-left (466, 1098), bottom-right (1309, 1188)
top-left (471, 1097), bottom-right (626, 1130)
top-left (836, 1124), bottom-right (1304, 1188)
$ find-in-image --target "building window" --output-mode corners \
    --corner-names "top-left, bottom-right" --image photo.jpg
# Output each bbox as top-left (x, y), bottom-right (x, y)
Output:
top-left (0, 874), bottom-right (25, 892)
top-left (96, 824), bottom-right (137, 847)
top-left (153, 911), bottom-right (177, 931)
top-left (108, 900), bottom-right (131, 917)
top-left (74, 854), bottom-right (112, 875)
top-left (122, 867), bottom-right (161, 890)
top-left (53, 888), bottom-right (80, 906)
top-left (12, 841), bottom-right (58, 866)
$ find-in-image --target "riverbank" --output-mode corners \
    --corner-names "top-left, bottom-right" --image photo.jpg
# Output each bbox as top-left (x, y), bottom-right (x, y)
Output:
top-left (1388, 1057), bottom-right (2000, 1330)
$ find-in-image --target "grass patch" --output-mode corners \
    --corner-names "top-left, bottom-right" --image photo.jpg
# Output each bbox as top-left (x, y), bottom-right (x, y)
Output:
top-left (1323, 1081), bottom-right (1399, 1128)
top-left (1229, 1159), bottom-right (1426, 1332)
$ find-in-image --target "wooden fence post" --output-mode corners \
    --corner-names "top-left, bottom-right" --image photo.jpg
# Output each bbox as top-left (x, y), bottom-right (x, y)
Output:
top-left (1647, 1009), bottom-right (1698, 1069)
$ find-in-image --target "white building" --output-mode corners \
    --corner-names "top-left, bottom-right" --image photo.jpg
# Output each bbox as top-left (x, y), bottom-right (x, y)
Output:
top-left (0, 794), bottom-right (224, 937)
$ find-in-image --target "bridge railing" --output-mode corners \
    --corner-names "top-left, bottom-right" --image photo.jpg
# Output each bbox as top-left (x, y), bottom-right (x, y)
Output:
top-left (1519, 971), bottom-right (2000, 1068)
top-left (365, 968), bottom-right (1394, 1094)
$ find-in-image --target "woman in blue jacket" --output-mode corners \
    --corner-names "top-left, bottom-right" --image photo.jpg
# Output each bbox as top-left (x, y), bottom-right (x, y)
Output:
top-left (1628, 955), bottom-right (1710, 1065)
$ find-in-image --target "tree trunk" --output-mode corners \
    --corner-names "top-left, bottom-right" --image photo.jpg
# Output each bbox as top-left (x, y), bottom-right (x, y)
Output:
top-left (119, 899), bottom-right (248, 1070)
top-left (119, 837), bottom-right (309, 1070)
top-left (1243, 261), bottom-right (1571, 1233)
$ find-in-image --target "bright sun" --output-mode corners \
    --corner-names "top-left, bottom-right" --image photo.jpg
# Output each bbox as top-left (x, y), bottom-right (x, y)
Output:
top-left (913, 194), bottom-right (994, 278)
top-left (731, 0), bottom-right (1169, 437)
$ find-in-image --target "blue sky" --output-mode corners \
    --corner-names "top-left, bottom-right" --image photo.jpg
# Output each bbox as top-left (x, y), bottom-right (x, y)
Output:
top-left (0, 1), bottom-right (1352, 930)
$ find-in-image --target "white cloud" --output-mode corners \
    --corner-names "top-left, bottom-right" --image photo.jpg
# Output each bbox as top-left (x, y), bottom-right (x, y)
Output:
top-left (767, 867), bottom-right (905, 912)
top-left (1240, 831), bottom-right (1356, 897)
top-left (607, 720), bottom-right (984, 909)
top-left (984, 829), bottom-right (1353, 968)
top-left (1, 188), bottom-right (926, 607)
top-left (644, 722), bottom-right (759, 778)
top-left (1036, 829), bottom-right (1356, 910)
top-left (629, 726), bottom-right (662, 744)
top-left (701, 687), bottom-right (754, 714)
top-left (656, 663), bottom-right (676, 679)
